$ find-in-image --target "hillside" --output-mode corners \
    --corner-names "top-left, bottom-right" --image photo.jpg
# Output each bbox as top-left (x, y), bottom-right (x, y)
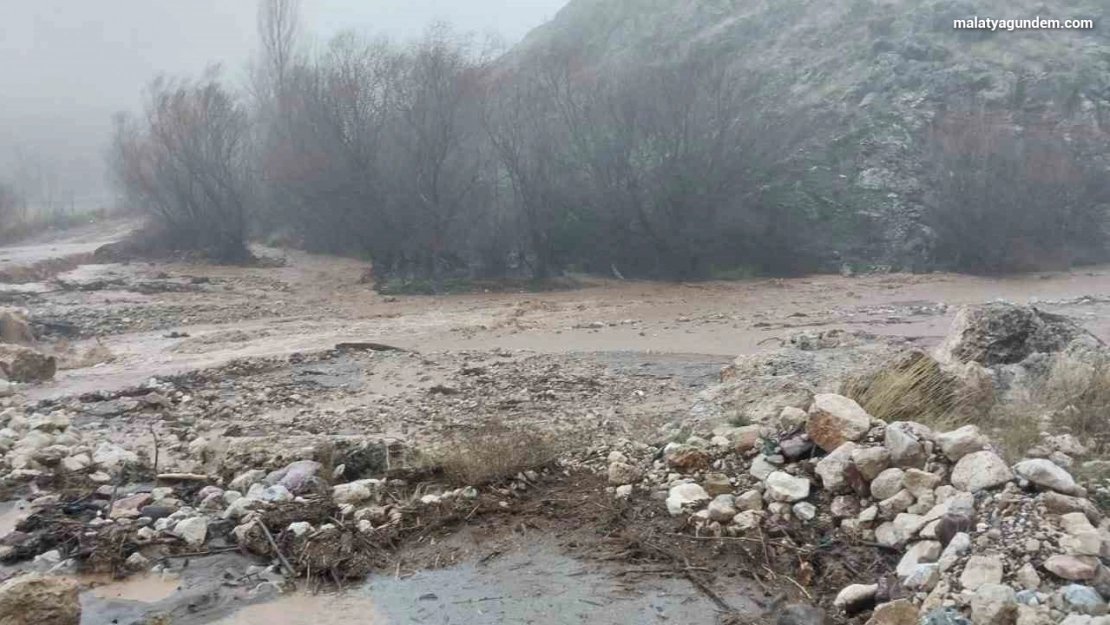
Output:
top-left (510, 0), bottom-right (1110, 270)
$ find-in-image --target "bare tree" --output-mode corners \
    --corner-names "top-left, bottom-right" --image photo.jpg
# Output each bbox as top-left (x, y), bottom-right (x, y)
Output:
top-left (383, 24), bottom-right (496, 281)
top-left (925, 104), bottom-right (1110, 272)
top-left (110, 68), bottom-right (254, 261)
top-left (257, 0), bottom-right (301, 98)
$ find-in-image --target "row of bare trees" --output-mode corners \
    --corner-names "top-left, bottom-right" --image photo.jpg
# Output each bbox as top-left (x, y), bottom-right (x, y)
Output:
top-left (107, 0), bottom-right (1109, 278)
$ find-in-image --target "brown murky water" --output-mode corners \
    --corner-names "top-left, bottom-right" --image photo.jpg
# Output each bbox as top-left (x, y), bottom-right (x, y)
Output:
top-left (89, 573), bottom-right (181, 603)
top-left (209, 594), bottom-right (381, 625)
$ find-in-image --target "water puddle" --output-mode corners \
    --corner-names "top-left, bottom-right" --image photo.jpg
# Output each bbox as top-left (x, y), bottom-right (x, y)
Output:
top-left (209, 594), bottom-right (381, 625)
top-left (212, 545), bottom-right (759, 625)
top-left (89, 573), bottom-right (181, 603)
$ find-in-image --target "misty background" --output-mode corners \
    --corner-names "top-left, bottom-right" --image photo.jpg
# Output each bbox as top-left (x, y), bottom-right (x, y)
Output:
top-left (0, 0), bottom-right (568, 213)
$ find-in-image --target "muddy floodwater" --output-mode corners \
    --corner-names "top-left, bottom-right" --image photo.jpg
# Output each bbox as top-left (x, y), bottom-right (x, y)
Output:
top-left (75, 544), bottom-right (761, 625)
top-left (3, 221), bottom-right (1110, 624)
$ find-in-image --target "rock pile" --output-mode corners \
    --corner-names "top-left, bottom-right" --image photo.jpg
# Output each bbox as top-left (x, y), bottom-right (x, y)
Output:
top-left (605, 389), bottom-right (1110, 625)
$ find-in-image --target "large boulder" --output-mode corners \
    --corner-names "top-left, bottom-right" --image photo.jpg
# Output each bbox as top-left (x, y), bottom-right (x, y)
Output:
top-left (0, 309), bottom-right (34, 345)
top-left (0, 574), bottom-right (80, 625)
top-left (806, 394), bottom-right (872, 452)
top-left (935, 303), bottom-right (1100, 367)
top-left (0, 345), bottom-right (55, 383)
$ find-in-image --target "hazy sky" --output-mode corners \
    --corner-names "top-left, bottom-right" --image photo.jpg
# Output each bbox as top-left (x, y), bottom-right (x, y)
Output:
top-left (0, 0), bottom-right (569, 206)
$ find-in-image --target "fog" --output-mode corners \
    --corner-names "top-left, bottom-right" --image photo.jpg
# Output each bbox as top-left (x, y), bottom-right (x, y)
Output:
top-left (0, 0), bottom-right (568, 212)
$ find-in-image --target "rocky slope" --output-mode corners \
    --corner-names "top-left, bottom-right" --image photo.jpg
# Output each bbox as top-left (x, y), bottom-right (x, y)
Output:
top-left (510, 0), bottom-right (1110, 269)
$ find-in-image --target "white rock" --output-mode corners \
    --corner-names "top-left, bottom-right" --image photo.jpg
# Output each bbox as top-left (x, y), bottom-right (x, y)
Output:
top-left (904, 563), bottom-right (940, 591)
top-left (1013, 459), bottom-right (1082, 496)
top-left (288, 522), bottom-right (312, 537)
top-left (939, 532), bottom-right (971, 572)
top-left (937, 425), bottom-right (988, 461)
top-left (332, 479), bottom-right (383, 505)
top-left (173, 517), bottom-right (208, 547)
top-left (815, 442), bottom-right (857, 493)
top-left (1016, 563), bottom-right (1041, 591)
top-left (92, 442), bottom-right (138, 472)
top-left (871, 468), bottom-right (905, 500)
top-left (793, 502), bottom-right (817, 521)
top-left (666, 483), bottom-right (711, 515)
top-left (615, 485), bottom-right (633, 498)
top-left (736, 490), bottom-right (763, 511)
top-left (806, 394), bottom-right (872, 452)
top-left (851, 446), bottom-right (891, 481)
top-left (765, 472), bottom-right (811, 502)
top-left (750, 456), bottom-right (777, 481)
top-left (897, 540), bottom-right (942, 578)
top-left (833, 583), bottom-right (878, 612)
top-left (903, 469), bottom-right (942, 498)
top-left (878, 490), bottom-right (915, 517)
top-left (608, 461), bottom-right (641, 486)
top-left (885, 422), bottom-right (928, 468)
top-left (961, 554), bottom-right (1005, 590)
top-left (971, 583), bottom-right (1017, 625)
top-left (951, 451), bottom-right (1013, 493)
top-left (708, 495), bottom-right (738, 522)
top-left (732, 510), bottom-right (762, 531)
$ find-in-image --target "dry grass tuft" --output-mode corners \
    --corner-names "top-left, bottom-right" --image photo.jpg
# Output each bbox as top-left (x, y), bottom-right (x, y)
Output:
top-left (432, 424), bottom-right (564, 487)
top-left (1038, 360), bottom-right (1110, 455)
top-left (840, 350), bottom-right (993, 429)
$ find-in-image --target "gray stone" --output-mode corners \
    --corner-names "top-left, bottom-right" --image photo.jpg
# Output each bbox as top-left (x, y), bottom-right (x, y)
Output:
top-left (871, 468), bottom-right (905, 500)
top-left (831, 495), bottom-right (860, 518)
top-left (885, 422), bottom-right (927, 468)
top-left (264, 459), bottom-right (322, 493)
top-left (666, 483), bottom-right (711, 515)
top-left (1060, 585), bottom-right (1108, 616)
top-left (896, 540), bottom-right (941, 578)
top-left (903, 468), bottom-right (942, 498)
top-left (921, 607), bottom-right (971, 625)
top-left (951, 451), bottom-right (1013, 493)
top-left (1045, 555), bottom-right (1100, 581)
top-left (937, 425), bottom-right (988, 461)
top-left (878, 490), bottom-right (915, 517)
top-left (708, 495), bottom-right (738, 522)
top-left (1013, 459), bottom-right (1082, 496)
top-left (736, 490), bottom-right (763, 511)
top-left (904, 563), bottom-right (940, 591)
top-left (750, 455), bottom-right (778, 481)
top-left (765, 471), bottom-right (810, 502)
top-left (1016, 563), bottom-right (1041, 591)
top-left (793, 501), bottom-right (817, 521)
top-left (851, 447), bottom-right (891, 481)
top-left (815, 442), bottom-right (857, 493)
top-left (833, 583), bottom-right (877, 615)
top-left (173, 517), bottom-right (208, 548)
top-left (971, 583), bottom-right (1018, 625)
top-left (608, 461), bottom-right (642, 486)
top-left (961, 554), bottom-right (1005, 590)
top-left (806, 394), bottom-right (872, 452)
